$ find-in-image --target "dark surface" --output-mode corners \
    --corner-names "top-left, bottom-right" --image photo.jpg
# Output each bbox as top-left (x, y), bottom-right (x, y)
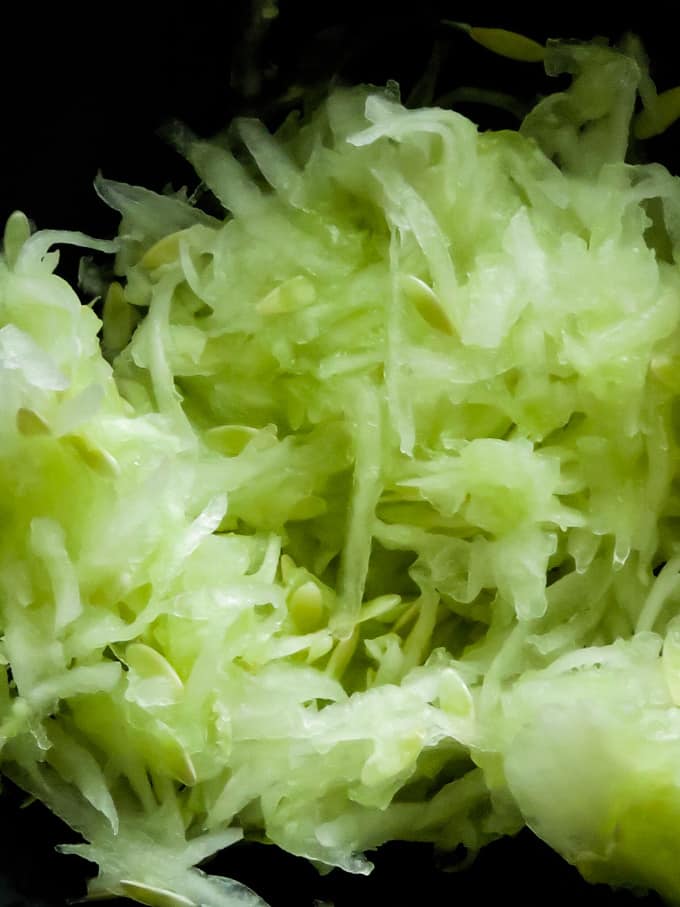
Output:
top-left (3, 3), bottom-right (680, 235)
top-left (1, 4), bottom-right (678, 906)
top-left (0, 777), bottom-right (664, 907)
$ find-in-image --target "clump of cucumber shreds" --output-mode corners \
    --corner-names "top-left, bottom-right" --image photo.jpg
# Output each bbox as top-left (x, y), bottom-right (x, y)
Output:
top-left (3, 27), bottom-right (680, 907)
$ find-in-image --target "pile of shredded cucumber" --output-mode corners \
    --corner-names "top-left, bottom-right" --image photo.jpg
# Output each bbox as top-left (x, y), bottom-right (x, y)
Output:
top-left (4, 30), bottom-right (680, 906)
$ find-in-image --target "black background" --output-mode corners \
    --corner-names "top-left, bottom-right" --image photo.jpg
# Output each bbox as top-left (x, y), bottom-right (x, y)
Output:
top-left (4, 3), bottom-right (680, 236)
top-left (0, 3), bottom-right (676, 905)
